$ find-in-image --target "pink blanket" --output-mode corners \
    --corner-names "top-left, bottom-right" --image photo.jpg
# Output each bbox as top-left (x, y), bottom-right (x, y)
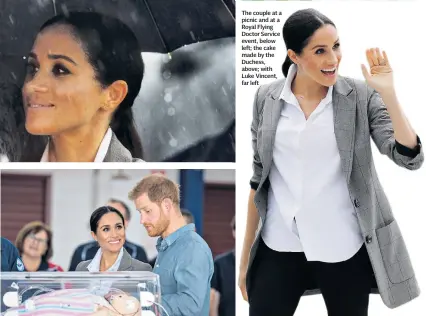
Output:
top-left (5, 289), bottom-right (100, 315)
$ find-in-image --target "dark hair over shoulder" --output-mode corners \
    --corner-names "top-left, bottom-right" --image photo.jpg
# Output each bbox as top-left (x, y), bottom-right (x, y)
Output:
top-left (282, 9), bottom-right (335, 77)
top-left (40, 11), bottom-right (144, 158)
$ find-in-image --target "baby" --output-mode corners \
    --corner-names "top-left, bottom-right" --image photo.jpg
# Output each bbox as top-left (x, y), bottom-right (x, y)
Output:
top-left (3, 288), bottom-right (141, 316)
top-left (91, 292), bottom-right (141, 315)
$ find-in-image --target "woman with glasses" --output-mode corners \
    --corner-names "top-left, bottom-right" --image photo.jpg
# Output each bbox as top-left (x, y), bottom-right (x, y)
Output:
top-left (15, 221), bottom-right (63, 272)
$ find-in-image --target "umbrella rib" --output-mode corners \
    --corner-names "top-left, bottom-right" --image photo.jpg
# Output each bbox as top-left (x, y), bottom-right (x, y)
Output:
top-left (141, 0), bottom-right (170, 53)
top-left (220, 0), bottom-right (235, 20)
top-left (52, 0), bottom-right (57, 15)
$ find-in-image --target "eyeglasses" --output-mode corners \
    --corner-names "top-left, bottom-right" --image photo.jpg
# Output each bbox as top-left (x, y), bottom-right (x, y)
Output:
top-left (28, 233), bottom-right (48, 245)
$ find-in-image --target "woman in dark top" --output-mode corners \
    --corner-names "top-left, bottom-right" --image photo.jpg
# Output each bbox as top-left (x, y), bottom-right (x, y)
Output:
top-left (15, 221), bottom-right (63, 272)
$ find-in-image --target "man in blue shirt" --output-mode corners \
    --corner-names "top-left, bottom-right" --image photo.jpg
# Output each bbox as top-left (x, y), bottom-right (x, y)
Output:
top-left (129, 174), bottom-right (213, 316)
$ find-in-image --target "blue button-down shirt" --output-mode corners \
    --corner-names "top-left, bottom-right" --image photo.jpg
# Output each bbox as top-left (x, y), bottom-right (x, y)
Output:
top-left (154, 224), bottom-right (213, 316)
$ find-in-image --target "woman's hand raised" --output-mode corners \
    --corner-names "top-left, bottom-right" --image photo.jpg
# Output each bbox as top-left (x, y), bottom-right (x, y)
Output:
top-left (361, 48), bottom-right (394, 94)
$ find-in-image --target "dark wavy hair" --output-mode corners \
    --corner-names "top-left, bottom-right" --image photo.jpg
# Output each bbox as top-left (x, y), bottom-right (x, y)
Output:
top-left (90, 206), bottom-right (125, 234)
top-left (39, 11), bottom-right (144, 158)
top-left (282, 9), bottom-right (335, 77)
top-left (15, 221), bottom-right (53, 260)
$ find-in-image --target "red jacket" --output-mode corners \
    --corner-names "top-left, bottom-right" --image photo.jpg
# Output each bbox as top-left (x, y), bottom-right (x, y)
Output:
top-left (46, 261), bottom-right (64, 272)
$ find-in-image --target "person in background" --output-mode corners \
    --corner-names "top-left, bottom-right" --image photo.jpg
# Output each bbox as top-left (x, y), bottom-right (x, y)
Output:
top-left (129, 174), bottom-right (213, 316)
top-left (75, 206), bottom-right (151, 272)
top-left (210, 217), bottom-right (236, 316)
top-left (15, 221), bottom-right (63, 271)
top-left (1, 237), bottom-right (25, 313)
top-left (1, 237), bottom-right (25, 272)
top-left (148, 208), bottom-right (195, 267)
top-left (68, 198), bottom-right (148, 271)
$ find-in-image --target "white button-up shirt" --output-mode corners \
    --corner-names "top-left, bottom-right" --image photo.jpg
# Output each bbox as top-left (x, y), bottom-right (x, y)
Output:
top-left (261, 64), bottom-right (363, 263)
top-left (40, 128), bottom-right (112, 162)
top-left (87, 247), bottom-right (124, 296)
top-left (87, 246), bottom-right (124, 272)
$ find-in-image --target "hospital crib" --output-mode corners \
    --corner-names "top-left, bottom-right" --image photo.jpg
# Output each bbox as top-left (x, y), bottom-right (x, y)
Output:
top-left (1, 271), bottom-right (165, 315)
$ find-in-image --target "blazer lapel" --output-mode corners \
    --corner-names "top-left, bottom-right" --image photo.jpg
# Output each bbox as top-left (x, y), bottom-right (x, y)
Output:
top-left (260, 77), bottom-right (356, 184)
top-left (332, 77), bottom-right (356, 183)
top-left (117, 248), bottom-right (133, 271)
top-left (104, 133), bottom-right (133, 162)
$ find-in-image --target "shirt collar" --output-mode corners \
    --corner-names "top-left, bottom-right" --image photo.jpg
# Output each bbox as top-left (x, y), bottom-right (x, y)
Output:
top-left (87, 246), bottom-right (124, 272)
top-left (156, 223), bottom-right (195, 252)
top-left (279, 64), bottom-right (333, 107)
top-left (41, 128), bottom-right (113, 162)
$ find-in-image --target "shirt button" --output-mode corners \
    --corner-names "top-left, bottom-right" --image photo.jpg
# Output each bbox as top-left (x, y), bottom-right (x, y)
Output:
top-left (365, 235), bottom-right (373, 244)
top-left (354, 199), bottom-right (360, 208)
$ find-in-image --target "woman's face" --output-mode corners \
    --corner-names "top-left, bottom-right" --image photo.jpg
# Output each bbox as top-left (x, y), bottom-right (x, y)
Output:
top-left (22, 230), bottom-right (48, 258)
top-left (22, 25), bottom-right (108, 136)
top-left (92, 212), bottom-right (126, 254)
top-left (291, 24), bottom-right (341, 87)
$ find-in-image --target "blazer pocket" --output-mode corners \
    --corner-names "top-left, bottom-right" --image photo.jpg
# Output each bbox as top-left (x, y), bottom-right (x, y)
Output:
top-left (375, 221), bottom-right (415, 284)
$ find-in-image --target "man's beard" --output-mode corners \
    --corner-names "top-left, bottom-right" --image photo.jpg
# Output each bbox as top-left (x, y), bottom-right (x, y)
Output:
top-left (146, 211), bottom-right (170, 237)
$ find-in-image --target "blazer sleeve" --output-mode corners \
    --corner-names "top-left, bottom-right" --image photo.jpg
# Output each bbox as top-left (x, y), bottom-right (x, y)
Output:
top-left (367, 90), bottom-right (424, 170)
top-left (250, 86), bottom-right (263, 190)
top-left (131, 259), bottom-right (152, 272)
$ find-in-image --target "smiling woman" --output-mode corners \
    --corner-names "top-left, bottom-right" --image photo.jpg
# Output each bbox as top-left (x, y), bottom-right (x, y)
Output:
top-left (15, 221), bottom-right (63, 272)
top-left (75, 206), bottom-right (151, 273)
top-left (239, 7), bottom-right (423, 316)
top-left (21, 11), bottom-right (144, 162)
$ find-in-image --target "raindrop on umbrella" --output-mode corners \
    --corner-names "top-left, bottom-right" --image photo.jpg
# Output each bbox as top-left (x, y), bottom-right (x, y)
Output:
top-left (162, 55), bottom-right (170, 64)
top-left (8, 14), bottom-right (14, 25)
top-left (162, 70), bottom-right (172, 80)
top-left (167, 107), bottom-right (175, 116)
top-left (168, 134), bottom-right (178, 147)
top-left (164, 93), bottom-right (172, 103)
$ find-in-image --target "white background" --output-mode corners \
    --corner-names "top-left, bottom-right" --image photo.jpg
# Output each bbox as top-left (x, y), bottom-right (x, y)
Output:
top-left (236, 1), bottom-right (426, 315)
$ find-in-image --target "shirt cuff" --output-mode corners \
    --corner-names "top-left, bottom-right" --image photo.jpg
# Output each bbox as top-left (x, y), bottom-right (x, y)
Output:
top-left (250, 178), bottom-right (270, 190)
top-left (250, 181), bottom-right (259, 190)
top-left (395, 135), bottom-right (422, 158)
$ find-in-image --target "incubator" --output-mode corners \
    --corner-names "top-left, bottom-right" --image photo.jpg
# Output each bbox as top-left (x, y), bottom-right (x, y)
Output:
top-left (1, 271), bottom-right (164, 315)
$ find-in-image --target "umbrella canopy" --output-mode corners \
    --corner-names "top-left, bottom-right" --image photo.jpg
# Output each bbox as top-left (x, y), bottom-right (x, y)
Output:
top-left (0, 0), bottom-right (234, 56)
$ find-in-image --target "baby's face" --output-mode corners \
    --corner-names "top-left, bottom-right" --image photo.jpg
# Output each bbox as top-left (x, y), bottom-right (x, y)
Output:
top-left (109, 294), bottom-right (140, 314)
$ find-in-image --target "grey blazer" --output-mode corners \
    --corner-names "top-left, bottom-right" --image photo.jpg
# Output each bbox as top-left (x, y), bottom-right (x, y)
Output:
top-left (103, 133), bottom-right (143, 162)
top-left (248, 76), bottom-right (424, 309)
top-left (75, 248), bottom-right (152, 272)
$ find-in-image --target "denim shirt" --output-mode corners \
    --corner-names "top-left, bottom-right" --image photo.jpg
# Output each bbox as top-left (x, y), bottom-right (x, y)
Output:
top-left (153, 224), bottom-right (213, 316)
